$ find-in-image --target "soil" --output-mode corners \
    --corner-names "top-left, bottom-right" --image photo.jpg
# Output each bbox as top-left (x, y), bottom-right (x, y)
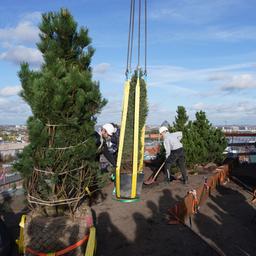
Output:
top-left (91, 164), bottom-right (256, 256)
top-left (1, 163), bottom-right (256, 256)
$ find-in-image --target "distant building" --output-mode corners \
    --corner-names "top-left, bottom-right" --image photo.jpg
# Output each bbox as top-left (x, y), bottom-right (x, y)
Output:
top-left (231, 126), bottom-right (239, 131)
top-left (161, 120), bottom-right (170, 127)
top-left (0, 143), bottom-right (28, 161)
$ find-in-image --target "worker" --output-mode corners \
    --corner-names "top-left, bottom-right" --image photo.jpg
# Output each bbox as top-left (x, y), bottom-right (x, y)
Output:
top-left (95, 123), bottom-right (119, 173)
top-left (108, 123), bottom-right (120, 160)
top-left (159, 126), bottom-right (188, 184)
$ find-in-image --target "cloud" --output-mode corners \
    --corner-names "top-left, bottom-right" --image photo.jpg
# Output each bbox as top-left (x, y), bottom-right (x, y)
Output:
top-left (146, 62), bottom-right (256, 99)
top-left (97, 99), bottom-right (176, 126)
top-left (0, 97), bottom-right (31, 125)
top-left (148, 1), bottom-right (256, 44)
top-left (93, 63), bottom-right (111, 74)
top-left (150, 8), bottom-right (184, 22)
top-left (95, 62), bottom-right (256, 125)
top-left (143, 62), bottom-right (256, 124)
top-left (0, 97), bottom-right (8, 106)
top-left (151, 26), bottom-right (256, 44)
top-left (97, 98), bottom-right (122, 124)
top-left (21, 12), bottom-right (41, 23)
top-left (0, 21), bottom-right (39, 44)
top-left (211, 102), bottom-right (256, 123)
top-left (147, 102), bottom-right (175, 125)
top-left (0, 45), bottom-right (43, 66)
top-left (0, 11), bottom-right (42, 68)
top-left (92, 65), bottom-right (123, 95)
top-left (0, 86), bottom-right (21, 97)
top-left (149, 0), bottom-right (241, 25)
top-left (208, 72), bottom-right (231, 81)
top-left (209, 26), bottom-right (256, 41)
top-left (189, 100), bottom-right (256, 124)
top-left (149, 62), bottom-right (256, 85)
top-left (221, 74), bottom-right (256, 91)
top-left (192, 102), bottom-right (205, 111)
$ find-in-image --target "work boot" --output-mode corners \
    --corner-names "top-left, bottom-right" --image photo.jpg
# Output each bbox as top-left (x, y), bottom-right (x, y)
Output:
top-left (183, 179), bottom-right (188, 185)
top-left (169, 175), bottom-right (177, 182)
top-left (181, 176), bottom-right (188, 185)
top-left (165, 175), bottom-right (176, 183)
top-left (165, 169), bottom-right (171, 182)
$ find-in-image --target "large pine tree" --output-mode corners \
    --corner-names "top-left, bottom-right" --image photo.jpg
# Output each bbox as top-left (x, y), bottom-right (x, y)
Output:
top-left (15, 9), bottom-right (106, 215)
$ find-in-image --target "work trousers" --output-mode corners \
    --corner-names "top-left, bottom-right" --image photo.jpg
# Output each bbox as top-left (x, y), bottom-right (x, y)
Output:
top-left (165, 148), bottom-right (188, 182)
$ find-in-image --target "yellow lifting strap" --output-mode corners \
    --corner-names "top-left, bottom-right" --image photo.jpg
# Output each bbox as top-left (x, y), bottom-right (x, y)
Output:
top-left (85, 186), bottom-right (91, 196)
top-left (116, 79), bottom-right (131, 198)
top-left (85, 227), bottom-right (97, 256)
top-left (16, 214), bottom-right (26, 254)
top-left (131, 76), bottom-right (140, 198)
top-left (139, 125), bottom-right (145, 171)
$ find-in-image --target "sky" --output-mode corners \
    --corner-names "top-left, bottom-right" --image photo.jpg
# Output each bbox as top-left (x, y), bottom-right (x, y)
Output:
top-left (0, 0), bottom-right (256, 126)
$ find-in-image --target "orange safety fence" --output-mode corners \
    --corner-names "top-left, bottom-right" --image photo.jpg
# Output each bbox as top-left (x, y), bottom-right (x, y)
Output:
top-left (16, 214), bottom-right (97, 256)
top-left (26, 234), bottom-right (89, 256)
top-left (168, 164), bottom-right (230, 224)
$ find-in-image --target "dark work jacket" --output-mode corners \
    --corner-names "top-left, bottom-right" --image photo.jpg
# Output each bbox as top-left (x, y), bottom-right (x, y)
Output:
top-left (94, 132), bottom-right (116, 166)
top-left (0, 218), bottom-right (11, 255)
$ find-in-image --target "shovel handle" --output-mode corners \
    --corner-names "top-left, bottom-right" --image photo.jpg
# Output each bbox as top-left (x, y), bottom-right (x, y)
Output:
top-left (144, 161), bottom-right (166, 185)
top-left (152, 161), bottom-right (166, 181)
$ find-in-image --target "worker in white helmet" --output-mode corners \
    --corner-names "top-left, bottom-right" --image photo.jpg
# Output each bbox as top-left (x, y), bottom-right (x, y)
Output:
top-left (95, 123), bottom-right (119, 172)
top-left (159, 126), bottom-right (188, 184)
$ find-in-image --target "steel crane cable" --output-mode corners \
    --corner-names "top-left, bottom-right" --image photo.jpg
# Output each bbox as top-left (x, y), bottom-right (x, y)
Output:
top-left (126, 0), bottom-right (147, 76)
top-left (126, 0), bottom-right (135, 77)
top-left (129, 0), bottom-right (135, 73)
top-left (125, 0), bottom-right (132, 75)
top-left (137, 0), bottom-right (141, 70)
top-left (144, 0), bottom-right (147, 75)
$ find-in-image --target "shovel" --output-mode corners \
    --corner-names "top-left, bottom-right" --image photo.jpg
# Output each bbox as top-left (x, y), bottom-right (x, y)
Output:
top-left (143, 161), bottom-right (166, 185)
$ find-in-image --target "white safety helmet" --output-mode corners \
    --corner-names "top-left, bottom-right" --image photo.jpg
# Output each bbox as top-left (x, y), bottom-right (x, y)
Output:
top-left (102, 123), bottom-right (115, 136)
top-left (159, 126), bottom-right (168, 134)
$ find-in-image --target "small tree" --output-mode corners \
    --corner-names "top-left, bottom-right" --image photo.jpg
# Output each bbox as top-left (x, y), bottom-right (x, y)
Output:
top-left (166, 107), bottom-right (227, 167)
top-left (171, 106), bottom-right (196, 166)
top-left (192, 110), bottom-right (227, 165)
top-left (207, 128), bottom-right (228, 163)
top-left (181, 121), bottom-right (202, 166)
top-left (190, 111), bottom-right (211, 163)
top-left (14, 9), bottom-right (106, 215)
top-left (172, 106), bottom-right (189, 132)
